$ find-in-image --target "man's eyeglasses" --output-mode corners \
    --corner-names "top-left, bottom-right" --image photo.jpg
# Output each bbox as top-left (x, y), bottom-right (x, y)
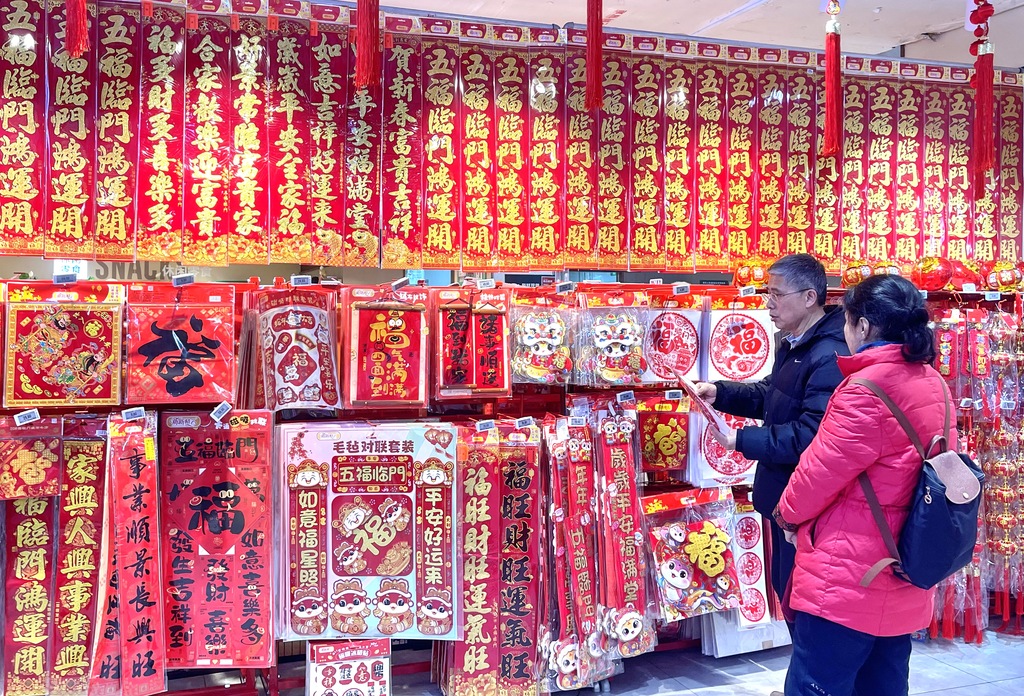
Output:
top-left (766, 288), bottom-right (811, 302)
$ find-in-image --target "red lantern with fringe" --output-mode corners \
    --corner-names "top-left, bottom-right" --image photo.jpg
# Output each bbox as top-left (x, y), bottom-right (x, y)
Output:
top-left (66, 0), bottom-right (89, 57)
top-left (821, 0), bottom-right (842, 157)
top-left (586, 0), bottom-right (603, 110)
top-left (354, 0), bottom-right (381, 89)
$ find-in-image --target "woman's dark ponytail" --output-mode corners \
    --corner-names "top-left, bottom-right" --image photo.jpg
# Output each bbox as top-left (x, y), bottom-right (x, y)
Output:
top-left (843, 275), bottom-right (936, 364)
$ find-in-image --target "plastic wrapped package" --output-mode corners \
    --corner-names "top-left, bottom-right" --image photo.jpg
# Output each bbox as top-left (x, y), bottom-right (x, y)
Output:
top-left (574, 290), bottom-right (649, 388)
top-left (510, 288), bottom-right (574, 386)
top-left (432, 287), bottom-right (512, 401)
top-left (642, 288), bottom-right (703, 385)
top-left (704, 308), bottom-right (775, 383)
top-left (689, 412), bottom-right (760, 488)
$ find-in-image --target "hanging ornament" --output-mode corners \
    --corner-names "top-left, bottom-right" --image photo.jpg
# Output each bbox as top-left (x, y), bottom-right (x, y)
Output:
top-left (969, 0), bottom-right (996, 190)
top-left (911, 257), bottom-right (954, 291)
top-left (821, 0), bottom-right (843, 157)
top-left (586, 0), bottom-right (604, 110)
top-left (66, 0), bottom-right (89, 58)
top-left (354, 0), bottom-right (381, 88)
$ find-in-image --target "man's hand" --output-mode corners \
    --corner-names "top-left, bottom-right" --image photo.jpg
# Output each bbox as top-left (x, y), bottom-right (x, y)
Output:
top-left (709, 425), bottom-right (737, 450)
top-left (693, 382), bottom-right (717, 405)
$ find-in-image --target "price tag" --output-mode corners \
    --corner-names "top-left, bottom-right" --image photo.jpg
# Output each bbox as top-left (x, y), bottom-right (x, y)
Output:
top-left (172, 273), bottom-right (195, 287)
top-left (555, 281), bottom-right (574, 294)
top-left (556, 418), bottom-right (569, 440)
top-left (649, 278), bottom-right (663, 285)
top-left (14, 409), bottom-right (40, 426)
top-left (144, 436), bottom-right (156, 461)
top-left (441, 388), bottom-right (473, 398)
top-left (53, 272), bottom-right (77, 285)
top-left (959, 397), bottom-right (975, 409)
top-left (96, 429), bottom-right (108, 438)
top-left (962, 283), bottom-right (977, 293)
top-left (477, 278), bottom-right (496, 290)
top-left (515, 416), bottom-right (534, 430)
top-left (568, 416), bottom-right (587, 428)
top-left (985, 291), bottom-right (1000, 301)
top-left (391, 277), bottom-right (410, 290)
top-left (616, 390), bottom-right (635, 404)
top-left (475, 419), bottom-right (496, 432)
top-left (973, 399), bottom-right (984, 410)
top-left (122, 407), bottom-right (146, 422)
top-left (919, 290), bottom-right (928, 299)
top-left (738, 285), bottom-right (757, 297)
top-left (1000, 399), bottom-right (1017, 410)
top-left (672, 283), bottom-right (691, 296)
top-left (211, 401), bottom-right (232, 422)
top-left (291, 275), bottom-right (312, 286)
top-left (665, 389), bottom-right (683, 400)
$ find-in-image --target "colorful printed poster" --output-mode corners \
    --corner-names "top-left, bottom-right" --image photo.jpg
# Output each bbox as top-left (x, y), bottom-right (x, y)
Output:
top-left (636, 394), bottom-right (689, 471)
top-left (306, 639), bottom-right (391, 696)
top-left (160, 410), bottom-right (274, 667)
top-left (256, 288), bottom-right (340, 411)
top-left (4, 284), bottom-right (124, 408)
top-left (108, 412), bottom-right (166, 696)
top-left (278, 421), bottom-right (461, 641)
top-left (0, 417), bottom-right (62, 500)
top-left (642, 301), bottom-right (702, 383)
top-left (125, 284), bottom-right (236, 405)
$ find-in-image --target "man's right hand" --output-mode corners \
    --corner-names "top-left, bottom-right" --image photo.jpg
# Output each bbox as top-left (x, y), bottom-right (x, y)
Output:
top-left (693, 382), bottom-right (717, 405)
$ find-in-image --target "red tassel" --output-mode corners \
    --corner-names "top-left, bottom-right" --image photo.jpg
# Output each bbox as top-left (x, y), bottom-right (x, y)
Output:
top-left (585, 0), bottom-right (603, 111)
top-left (353, 0), bottom-right (380, 89)
top-left (821, 19), bottom-right (842, 157)
top-left (973, 45), bottom-right (995, 191)
top-left (66, 0), bottom-right (89, 59)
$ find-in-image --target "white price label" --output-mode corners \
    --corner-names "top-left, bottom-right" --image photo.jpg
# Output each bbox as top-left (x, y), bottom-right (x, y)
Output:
top-left (211, 401), bottom-right (232, 422)
top-left (475, 419), bottom-right (496, 432)
top-left (672, 283), bottom-right (691, 296)
top-left (616, 390), bottom-right (635, 404)
top-left (53, 272), bottom-right (78, 285)
top-left (291, 274), bottom-right (312, 286)
top-left (568, 416), bottom-right (587, 428)
top-left (1000, 399), bottom-right (1017, 410)
top-left (14, 409), bottom-right (40, 426)
top-left (477, 278), bottom-right (496, 290)
top-left (738, 285), bottom-right (757, 297)
top-left (919, 290), bottom-right (928, 299)
top-left (555, 281), bottom-right (575, 294)
top-left (962, 283), bottom-right (977, 293)
top-left (649, 278), bottom-right (664, 285)
top-left (515, 416), bottom-right (534, 429)
top-left (665, 389), bottom-right (684, 400)
top-left (122, 407), bottom-right (146, 422)
top-left (172, 273), bottom-right (195, 287)
top-left (391, 277), bottom-right (411, 290)
top-left (959, 397), bottom-right (975, 409)
top-left (985, 291), bottom-right (1001, 301)
top-left (556, 419), bottom-right (569, 440)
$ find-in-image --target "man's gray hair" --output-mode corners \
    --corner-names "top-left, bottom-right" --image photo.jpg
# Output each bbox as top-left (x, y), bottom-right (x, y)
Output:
top-left (768, 254), bottom-right (827, 307)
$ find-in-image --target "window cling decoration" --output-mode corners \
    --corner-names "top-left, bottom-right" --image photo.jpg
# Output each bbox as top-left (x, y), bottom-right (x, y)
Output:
top-left (641, 288), bottom-right (702, 386)
top-left (0, 417), bottom-right (62, 501)
top-left (510, 288), bottom-right (574, 386)
top-left (125, 283), bottom-right (236, 405)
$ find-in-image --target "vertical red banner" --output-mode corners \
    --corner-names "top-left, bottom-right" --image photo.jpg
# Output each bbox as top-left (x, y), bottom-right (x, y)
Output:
top-left (183, 13), bottom-right (231, 266)
top-left (342, 9), bottom-right (382, 268)
top-left (497, 432), bottom-right (541, 696)
top-left (0, 0), bottom-right (46, 255)
top-left (109, 413), bottom-right (165, 696)
top-left (228, 14), bottom-right (271, 264)
top-left (664, 40), bottom-right (695, 272)
top-left (563, 29), bottom-right (599, 270)
top-left (726, 48), bottom-right (756, 268)
top-left (840, 67), bottom-right (869, 266)
top-left (813, 53), bottom-right (842, 274)
top-left (380, 17), bottom-right (423, 269)
top-left (946, 68), bottom-right (974, 265)
top-left (864, 68), bottom-right (898, 265)
top-left (267, 7), bottom-right (313, 264)
top-left (494, 26), bottom-right (530, 271)
top-left (460, 23), bottom-right (498, 271)
top-left (785, 58), bottom-right (817, 258)
top-left (45, 0), bottom-right (97, 259)
top-left (693, 48), bottom-right (729, 271)
top-left (596, 34), bottom-right (631, 270)
top-left (420, 19), bottom-right (461, 269)
top-left (94, 3), bottom-right (142, 262)
top-left (3, 496), bottom-right (56, 696)
top-left (629, 35), bottom-right (666, 271)
top-left (893, 66), bottom-right (925, 272)
top-left (89, 479), bottom-right (123, 696)
top-left (136, 4), bottom-right (185, 262)
top-left (527, 28), bottom-right (565, 270)
top-left (308, 5), bottom-right (349, 266)
top-left (450, 432), bottom-right (500, 695)
top-left (921, 66), bottom-right (949, 259)
top-left (754, 53), bottom-right (786, 263)
top-left (51, 436), bottom-right (106, 696)
top-left (161, 411), bottom-right (274, 668)
top-left (998, 76), bottom-right (1023, 264)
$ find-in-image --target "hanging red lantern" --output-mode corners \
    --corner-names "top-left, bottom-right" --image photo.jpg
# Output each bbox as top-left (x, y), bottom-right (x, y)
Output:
top-left (947, 260), bottom-right (982, 291)
top-left (910, 257), bottom-right (953, 291)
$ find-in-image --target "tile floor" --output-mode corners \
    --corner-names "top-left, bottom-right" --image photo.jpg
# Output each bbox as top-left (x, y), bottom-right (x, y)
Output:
top-left (169, 633), bottom-right (1024, 695)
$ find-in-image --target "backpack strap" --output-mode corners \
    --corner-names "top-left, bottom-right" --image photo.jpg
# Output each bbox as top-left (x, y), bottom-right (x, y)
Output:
top-left (857, 473), bottom-right (903, 586)
top-left (850, 378), bottom-right (927, 459)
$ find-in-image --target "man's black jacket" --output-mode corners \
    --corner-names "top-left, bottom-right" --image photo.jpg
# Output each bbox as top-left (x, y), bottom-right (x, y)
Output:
top-left (713, 306), bottom-right (849, 517)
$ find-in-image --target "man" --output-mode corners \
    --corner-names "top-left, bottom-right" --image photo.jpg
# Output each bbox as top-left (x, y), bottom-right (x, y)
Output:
top-left (694, 254), bottom-right (848, 613)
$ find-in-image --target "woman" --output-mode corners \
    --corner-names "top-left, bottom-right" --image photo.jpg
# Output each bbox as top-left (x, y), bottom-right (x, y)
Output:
top-left (774, 274), bottom-right (952, 696)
